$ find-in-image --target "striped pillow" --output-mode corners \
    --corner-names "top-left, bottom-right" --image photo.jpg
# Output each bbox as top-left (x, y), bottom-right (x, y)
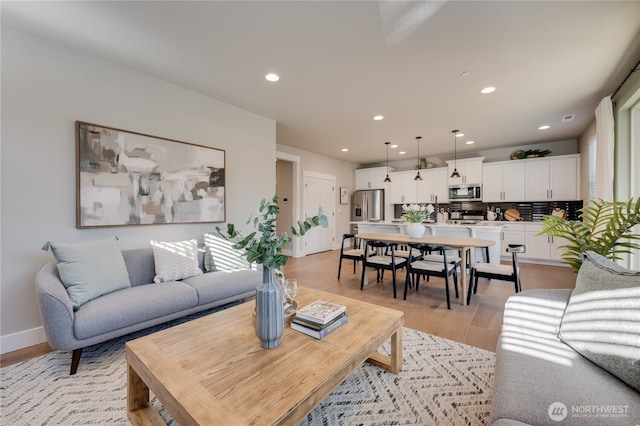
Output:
top-left (150, 239), bottom-right (203, 283)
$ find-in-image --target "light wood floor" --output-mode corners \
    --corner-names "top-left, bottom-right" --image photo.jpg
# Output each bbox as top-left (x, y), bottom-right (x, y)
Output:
top-left (284, 249), bottom-right (576, 352)
top-left (1, 249), bottom-right (576, 367)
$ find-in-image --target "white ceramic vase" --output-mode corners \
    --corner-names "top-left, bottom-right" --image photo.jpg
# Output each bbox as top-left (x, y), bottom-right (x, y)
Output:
top-left (407, 223), bottom-right (425, 239)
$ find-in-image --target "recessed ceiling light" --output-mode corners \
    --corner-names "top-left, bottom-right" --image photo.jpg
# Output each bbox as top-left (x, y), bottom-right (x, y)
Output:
top-left (265, 73), bottom-right (279, 82)
top-left (538, 125), bottom-right (550, 130)
top-left (341, 148), bottom-right (349, 152)
top-left (390, 144), bottom-right (398, 148)
top-left (373, 115), bottom-right (384, 121)
top-left (399, 151), bottom-right (406, 155)
top-left (481, 86), bottom-right (496, 94)
top-left (455, 133), bottom-right (464, 137)
top-left (466, 140), bottom-right (475, 145)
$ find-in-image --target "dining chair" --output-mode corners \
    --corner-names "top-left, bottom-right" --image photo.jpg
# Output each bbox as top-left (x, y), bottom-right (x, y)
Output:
top-left (467, 244), bottom-right (525, 304)
top-left (337, 233), bottom-right (366, 279)
top-left (360, 240), bottom-right (407, 298)
top-left (403, 243), bottom-right (459, 310)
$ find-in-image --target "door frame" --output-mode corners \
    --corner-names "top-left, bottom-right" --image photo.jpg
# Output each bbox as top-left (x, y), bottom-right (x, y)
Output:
top-left (276, 151), bottom-right (301, 258)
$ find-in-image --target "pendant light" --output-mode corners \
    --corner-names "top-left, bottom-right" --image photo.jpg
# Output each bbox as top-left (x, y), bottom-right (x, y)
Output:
top-left (384, 141), bottom-right (392, 183)
top-left (450, 129), bottom-right (461, 178)
top-left (414, 136), bottom-right (423, 181)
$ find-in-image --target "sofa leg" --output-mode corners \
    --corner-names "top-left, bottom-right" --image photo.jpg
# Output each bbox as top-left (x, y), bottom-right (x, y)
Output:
top-left (70, 348), bottom-right (83, 375)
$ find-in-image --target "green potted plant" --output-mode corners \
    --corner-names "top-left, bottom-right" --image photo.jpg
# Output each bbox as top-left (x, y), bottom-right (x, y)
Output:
top-left (216, 194), bottom-right (328, 348)
top-left (538, 198), bottom-right (640, 272)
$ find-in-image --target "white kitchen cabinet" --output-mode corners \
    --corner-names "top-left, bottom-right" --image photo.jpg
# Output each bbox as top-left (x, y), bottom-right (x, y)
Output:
top-left (389, 170), bottom-right (418, 204)
top-left (390, 167), bottom-right (448, 204)
top-left (524, 155), bottom-right (580, 201)
top-left (417, 167), bottom-right (449, 204)
top-left (482, 161), bottom-right (525, 202)
top-left (525, 223), bottom-right (570, 262)
top-left (446, 157), bottom-right (484, 185)
top-left (355, 167), bottom-right (391, 190)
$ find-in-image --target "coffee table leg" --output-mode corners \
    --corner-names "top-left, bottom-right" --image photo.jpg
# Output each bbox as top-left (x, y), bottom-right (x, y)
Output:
top-left (389, 328), bottom-right (402, 374)
top-left (128, 363), bottom-right (149, 411)
top-left (127, 364), bottom-right (166, 425)
top-left (366, 327), bottom-right (402, 374)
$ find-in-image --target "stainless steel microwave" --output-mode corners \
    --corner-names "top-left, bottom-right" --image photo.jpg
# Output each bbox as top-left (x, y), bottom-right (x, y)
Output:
top-left (448, 184), bottom-right (482, 201)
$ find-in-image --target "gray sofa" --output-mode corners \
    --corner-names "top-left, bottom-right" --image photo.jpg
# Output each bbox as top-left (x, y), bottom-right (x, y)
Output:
top-left (491, 289), bottom-right (640, 425)
top-left (36, 247), bottom-right (261, 374)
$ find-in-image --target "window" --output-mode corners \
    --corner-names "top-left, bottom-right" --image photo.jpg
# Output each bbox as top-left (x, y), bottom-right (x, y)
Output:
top-left (588, 137), bottom-right (597, 201)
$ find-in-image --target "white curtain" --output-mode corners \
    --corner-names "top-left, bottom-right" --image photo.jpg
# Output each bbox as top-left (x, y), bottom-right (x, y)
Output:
top-left (594, 95), bottom-right (615, 201)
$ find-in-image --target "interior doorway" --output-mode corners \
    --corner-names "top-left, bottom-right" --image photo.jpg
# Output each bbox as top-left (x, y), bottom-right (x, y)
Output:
top-left (275, 151), bottom-right (301, 257)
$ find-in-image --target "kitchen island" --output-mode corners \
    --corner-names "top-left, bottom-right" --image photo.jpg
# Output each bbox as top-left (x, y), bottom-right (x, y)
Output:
top-left (351, 220), bottom-right (504, 264)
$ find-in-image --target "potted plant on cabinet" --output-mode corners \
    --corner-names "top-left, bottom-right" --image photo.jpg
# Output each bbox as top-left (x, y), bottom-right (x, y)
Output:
top-left (538, 198), bottom-right (640, 272)
top-left (216, 194), bottom-right (328, 348)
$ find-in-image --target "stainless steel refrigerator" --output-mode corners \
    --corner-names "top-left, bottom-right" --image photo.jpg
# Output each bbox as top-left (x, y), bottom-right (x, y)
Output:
top-left (352, 189), bottom-right (385, 223)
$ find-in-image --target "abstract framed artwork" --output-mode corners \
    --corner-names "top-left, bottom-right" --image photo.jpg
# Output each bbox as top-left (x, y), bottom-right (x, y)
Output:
top-left (76, 121), bottom-right (225, 228)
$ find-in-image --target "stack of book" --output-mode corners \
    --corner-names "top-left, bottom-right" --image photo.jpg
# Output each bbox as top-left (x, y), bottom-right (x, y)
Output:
top-left (291, 300), bottom-right (348, 339)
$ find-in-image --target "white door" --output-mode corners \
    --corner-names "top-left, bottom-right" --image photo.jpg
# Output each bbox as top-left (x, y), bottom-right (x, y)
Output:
top-left (303, 173), bottom-right (336, 255)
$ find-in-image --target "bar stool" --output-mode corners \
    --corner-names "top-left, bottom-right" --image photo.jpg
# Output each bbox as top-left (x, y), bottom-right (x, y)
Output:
top-left (467, 244), bottom-right (525, 304)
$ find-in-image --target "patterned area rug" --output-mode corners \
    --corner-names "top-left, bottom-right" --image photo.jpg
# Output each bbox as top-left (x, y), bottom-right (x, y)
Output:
top-left (1, 317), bottom-right (494, 425)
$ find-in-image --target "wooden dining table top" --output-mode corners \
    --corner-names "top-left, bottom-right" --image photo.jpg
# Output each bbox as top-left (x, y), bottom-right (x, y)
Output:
top-left (355, 232), bottom-right (496, 249)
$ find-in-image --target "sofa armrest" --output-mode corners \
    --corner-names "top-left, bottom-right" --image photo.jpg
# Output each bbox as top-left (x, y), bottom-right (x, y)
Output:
top-left (502, 289), bottom-right (572, 339)
top-left (35, 261), bottom-right (78, 350)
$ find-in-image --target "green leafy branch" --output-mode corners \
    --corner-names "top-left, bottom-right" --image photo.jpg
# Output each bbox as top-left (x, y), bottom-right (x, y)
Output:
top-left (538, 198), bottom-right (640, 271)
top-left (215, 194), bottom-right (328, 270)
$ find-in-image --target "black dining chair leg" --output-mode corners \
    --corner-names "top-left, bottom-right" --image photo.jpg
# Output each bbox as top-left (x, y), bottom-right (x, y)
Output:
top-left (444, 274), bottom-right (451, 310)
top-left (467, 268), bottom-right (475, 304)
top-left (453, 272), bottom-right (459, 298)
top-left (403, 271), bottom-right (410, 300)
top-left (391, 264), bottom-right (397, 298)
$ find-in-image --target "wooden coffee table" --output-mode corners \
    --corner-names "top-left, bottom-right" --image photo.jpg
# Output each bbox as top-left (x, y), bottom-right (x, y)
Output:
top-left (126, 287), bottom-right (404, 425)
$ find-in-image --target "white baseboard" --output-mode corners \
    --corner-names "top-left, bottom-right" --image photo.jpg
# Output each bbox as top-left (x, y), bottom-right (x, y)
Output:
top-left (1, 327), bottom-right (47, 354)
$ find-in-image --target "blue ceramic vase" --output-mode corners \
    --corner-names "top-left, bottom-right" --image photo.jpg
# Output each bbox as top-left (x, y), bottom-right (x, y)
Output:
top-left (255, 267), bottom-right (284, 349)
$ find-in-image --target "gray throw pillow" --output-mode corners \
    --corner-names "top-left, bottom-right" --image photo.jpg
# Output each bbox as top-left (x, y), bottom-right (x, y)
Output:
top-left (558, 251), bottom-right (640, 391)
top-left (44, 236), bottom-right (131, 310)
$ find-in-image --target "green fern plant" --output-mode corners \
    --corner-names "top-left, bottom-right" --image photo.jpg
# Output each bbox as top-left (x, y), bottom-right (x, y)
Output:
top-left (538, 198), bottom-right (640, 272)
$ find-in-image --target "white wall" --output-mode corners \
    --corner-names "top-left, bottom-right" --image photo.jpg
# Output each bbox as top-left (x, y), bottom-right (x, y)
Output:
top-left (0, 28), bottom-right (276, 352)
top-left (276, 144), bottom-right (357, 249)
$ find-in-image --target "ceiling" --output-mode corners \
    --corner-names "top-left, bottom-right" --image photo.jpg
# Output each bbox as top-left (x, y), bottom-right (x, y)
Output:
top-left (3, 1), bottom-right (640, 165)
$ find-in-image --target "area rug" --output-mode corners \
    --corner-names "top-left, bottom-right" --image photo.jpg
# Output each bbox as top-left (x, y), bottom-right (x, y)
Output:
top-left (1, 318), bottom-right (495, 425)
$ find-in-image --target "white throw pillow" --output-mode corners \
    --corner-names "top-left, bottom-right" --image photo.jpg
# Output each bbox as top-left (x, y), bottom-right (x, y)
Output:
top-left (203, 233), bottom-right (251, 272)
top-left (150, 239), bottom-right (203, 283)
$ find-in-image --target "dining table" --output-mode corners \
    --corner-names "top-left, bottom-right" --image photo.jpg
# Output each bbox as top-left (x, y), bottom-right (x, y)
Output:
top-left (356, 232), bottom-right (496, 306)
